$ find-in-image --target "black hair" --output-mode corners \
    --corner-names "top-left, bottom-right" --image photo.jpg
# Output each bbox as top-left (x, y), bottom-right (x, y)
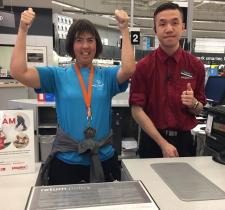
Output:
top-left (65, 19), bottom-right (103, 60)
top-left (153, 2), bottom-right (184, 33)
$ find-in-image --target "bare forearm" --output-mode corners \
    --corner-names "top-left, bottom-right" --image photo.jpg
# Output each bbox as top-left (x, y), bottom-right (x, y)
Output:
top-left (10, 28), bottom-right (28, 80)
top-left (131, 105), bottom-right (167, 148)
top-left (115, 9), bottom-right (135, 84)
top-left (10, 8), bottom-right (40, 88)
top-left (131, 105), bottom-right (179, 157)
top-left (120, 28), bottom-right (135, 77)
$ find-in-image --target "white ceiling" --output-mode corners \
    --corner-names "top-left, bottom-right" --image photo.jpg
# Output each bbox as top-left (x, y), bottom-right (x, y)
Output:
top-left (3, 0), bottom-right (225, 39)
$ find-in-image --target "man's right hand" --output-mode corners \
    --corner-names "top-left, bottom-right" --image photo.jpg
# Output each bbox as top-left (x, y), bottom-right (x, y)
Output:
top-left (20, 8), bottom-right (35, 32)
top-left (161, 141), bottom-right (179, 157)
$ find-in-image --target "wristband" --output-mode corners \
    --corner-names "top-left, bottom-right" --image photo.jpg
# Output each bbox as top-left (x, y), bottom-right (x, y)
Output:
top-left (193, 100), bottom-right (199, 109)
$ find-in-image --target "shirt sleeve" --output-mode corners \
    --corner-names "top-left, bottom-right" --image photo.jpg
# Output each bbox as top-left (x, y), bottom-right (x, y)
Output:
top-left (129, 62), bottom-right (147, 108)
top-left (194, 60), bottom-right (207, 106)
top-left (35, 66), bottom-right (57, 94)
top-left (104, 65), bottom-right (129, 97)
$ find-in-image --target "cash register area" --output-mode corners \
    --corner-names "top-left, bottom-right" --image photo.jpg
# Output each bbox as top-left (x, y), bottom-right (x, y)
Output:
top-left (1, 76), bottom-right (225, 210)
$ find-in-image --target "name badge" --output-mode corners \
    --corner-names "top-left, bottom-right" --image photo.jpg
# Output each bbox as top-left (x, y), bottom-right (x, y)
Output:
top-left (181, 70), bottom-right (193, 79)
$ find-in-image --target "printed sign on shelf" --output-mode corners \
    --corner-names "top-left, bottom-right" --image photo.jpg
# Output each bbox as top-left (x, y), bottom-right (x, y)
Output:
top-left (0, 110), bottom-right (35, 176)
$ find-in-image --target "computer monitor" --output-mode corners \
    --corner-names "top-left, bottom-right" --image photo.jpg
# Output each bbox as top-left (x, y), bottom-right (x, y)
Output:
top-left (100, 45), bottom-right (114, 59)
top-left (113, 46), bottom-right (121, 60)
top-left (205, 76), bottom-right (225, 105)
top-left (135, 49), bottom-right (143, 61)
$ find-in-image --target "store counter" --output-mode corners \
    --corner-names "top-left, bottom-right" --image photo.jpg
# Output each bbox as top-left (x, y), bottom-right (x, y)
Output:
top-left (191, 123), bottom-right (207, 156)
top-left (2, 157), bottom-right (224, 210)
top-left (0, 163), bottom-right (41, 210)
top-left (0, 81), bottom-right (28, 110)
top-left (122, 156), bottom-right (225, 210)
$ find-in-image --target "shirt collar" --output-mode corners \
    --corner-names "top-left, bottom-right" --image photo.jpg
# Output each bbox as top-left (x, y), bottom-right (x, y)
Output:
top-left (157, 46), bottom-right (182, 64)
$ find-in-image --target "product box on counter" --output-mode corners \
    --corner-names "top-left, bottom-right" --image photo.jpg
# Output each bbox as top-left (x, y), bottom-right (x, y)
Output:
top-left (37, 93), bottom-right (55, 102)
top-left (0, 110), bottom-right (35, 175)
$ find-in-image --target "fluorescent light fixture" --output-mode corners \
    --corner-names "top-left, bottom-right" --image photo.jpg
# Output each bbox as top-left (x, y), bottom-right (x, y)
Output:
top-left (101, 15), bottom-right (116, 21)
top-left (194, 20), bottom-right (225, 23)
top-left (52, 0), bottom-right (84, 11)
top-left (63, 9), bottom-right (152, 21)
top-left (109, 23), bottom-right (225, 34)
top-left (63, 9), bottom-right (113, 16)
top-left (108, 24), bottom-right (153, 31)
top-left (52, 0), bottom-right (72, 8)
top-left (203, 0), bottom-right (225, 4)
top-left (173, 1), bottom-right (188, 7)
top-left (62, 9), bottom-right (116, 21)
top-left (193, 29), bottom-right (225, 33)
top-left (134, 16), bottom-right (153, 20)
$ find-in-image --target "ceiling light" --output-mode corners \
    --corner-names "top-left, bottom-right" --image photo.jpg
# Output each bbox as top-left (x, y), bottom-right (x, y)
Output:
top-left (52, 1), bottom-right (72, 8)
top-left (52, 0), bottom-right (84, 11)
top-left (134, 16), bottom-right (153, 20)
top-left (101, 15), bottom-right (116, 21)
top-left (109, 24), bottom-right (225, 34)
top-left (203, 0), bottom-right (225, 4)
top-left (63, 9), bottom-right (152, 21)
top-left (172, 1), bottom-right (188, 7)
top-left (63, 9), bottom-right (113, 16)
top-left (108, 24), bottom-right (152, 31)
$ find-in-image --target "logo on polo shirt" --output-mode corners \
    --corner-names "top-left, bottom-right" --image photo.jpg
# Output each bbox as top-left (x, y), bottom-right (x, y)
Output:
top-left (92, 79), bottom-right (104, 90)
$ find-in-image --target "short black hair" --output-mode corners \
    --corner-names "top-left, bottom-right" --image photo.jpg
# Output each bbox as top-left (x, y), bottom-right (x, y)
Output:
top-left (65, 19), bottom-right (103, 60)
top-left (153, 2), bottom-right (184, 32)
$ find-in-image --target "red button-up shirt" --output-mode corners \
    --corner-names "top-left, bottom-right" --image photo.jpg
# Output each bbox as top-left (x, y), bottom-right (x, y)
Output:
top-left (129, 47), bottom-right (206, 131)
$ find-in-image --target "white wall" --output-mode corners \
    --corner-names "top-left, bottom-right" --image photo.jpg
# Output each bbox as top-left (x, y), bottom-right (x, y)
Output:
top-left (0, 34), bottom-right (53, 99)
top-left (0, 34), bottom-right (53, 65)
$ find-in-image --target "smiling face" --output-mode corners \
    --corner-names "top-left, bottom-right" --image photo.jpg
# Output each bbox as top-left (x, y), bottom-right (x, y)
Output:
top-left (73, 32), bottom-right (96, 67)
top-left (155, 9), bottom-right (185, 55)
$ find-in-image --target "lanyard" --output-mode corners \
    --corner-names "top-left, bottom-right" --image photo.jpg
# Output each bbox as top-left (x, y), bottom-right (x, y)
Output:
top-left (75, 63), bottom-right (94, 120)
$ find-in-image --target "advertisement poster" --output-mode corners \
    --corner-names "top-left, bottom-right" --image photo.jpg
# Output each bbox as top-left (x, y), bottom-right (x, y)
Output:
top-left (0, 110), bottom-right (35, 175)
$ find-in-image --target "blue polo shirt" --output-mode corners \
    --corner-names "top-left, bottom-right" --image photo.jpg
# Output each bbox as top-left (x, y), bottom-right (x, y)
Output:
top-left (36, 64), bottom-right (128, 165)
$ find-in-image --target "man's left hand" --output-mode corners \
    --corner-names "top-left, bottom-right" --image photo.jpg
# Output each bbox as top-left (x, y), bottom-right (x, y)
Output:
top-left (181, 82), bottom-right (196, 108)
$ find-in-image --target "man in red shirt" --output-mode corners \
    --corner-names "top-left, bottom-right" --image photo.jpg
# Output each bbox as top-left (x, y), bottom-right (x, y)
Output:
top-left (129, 2), bottom-right (206, 158)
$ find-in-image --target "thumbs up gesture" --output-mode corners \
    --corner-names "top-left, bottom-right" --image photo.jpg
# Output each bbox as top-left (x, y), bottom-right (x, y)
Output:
top-left (20, 7), bottom-right (35, 32)
top-left (181, 82), bottom-right (195, 108)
